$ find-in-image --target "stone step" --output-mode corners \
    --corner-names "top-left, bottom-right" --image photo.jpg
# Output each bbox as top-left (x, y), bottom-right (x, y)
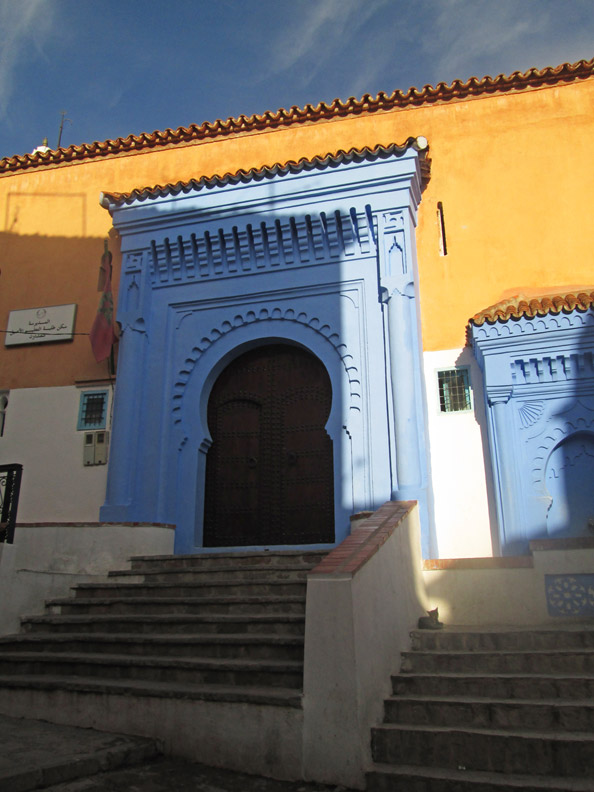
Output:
top-left (72, 579), bottom-right (307, 599)
top-left (47, 595), bottom-right (307, 616)
top-left (411, 627), bottom-right (594, 653)
top-left (401, 649), bottom-right (594, 675)
top-left (108, 565), bottom-right (310, 584)
top-left (0, 674), bottom-right (303, 707)
top-left (21, 613), bottom-right (306, 635)
top-left (0, 652), bottom-right (303, 688)
top-left (0, 632), bottom-right (304, 661)
top-left (129, 550), bottom-right (326, 571)
top-left (367, 762), bottom-right (594, 791)
top-left (392, 672), bottom-right (594, 700)
top-left (384, 695), bottom-right (594, 731)
top-left (371, 723), bottom-right (594, 776)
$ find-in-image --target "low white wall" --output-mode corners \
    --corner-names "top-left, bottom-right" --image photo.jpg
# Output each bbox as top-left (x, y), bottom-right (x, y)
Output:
top-left (422, 544), bottom-right (594, 625)
top-left (423, 348), bottom-right (495, 558)
top-left (302, 504), bottom-right (428, 789)
top-left (0, 523), bottom-right (174, 635)
top-left (0, 386), bottom-right (111, 522)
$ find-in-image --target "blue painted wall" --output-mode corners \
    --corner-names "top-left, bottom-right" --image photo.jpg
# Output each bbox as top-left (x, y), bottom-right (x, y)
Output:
top-left (101, 145), bottom-right (435, 555)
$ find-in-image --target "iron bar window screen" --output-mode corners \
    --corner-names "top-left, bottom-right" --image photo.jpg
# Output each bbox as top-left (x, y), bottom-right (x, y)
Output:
top-left (437, 368), bottom-right (472, 413)
top-left (0, 463), bottom-right (23, 543)
top-left (77, 390), bottom-right (108, 430)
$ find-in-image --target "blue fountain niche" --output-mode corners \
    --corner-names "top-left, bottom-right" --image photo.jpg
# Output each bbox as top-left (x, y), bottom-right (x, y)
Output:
top-left (472, 307), bottom-right (594, 555)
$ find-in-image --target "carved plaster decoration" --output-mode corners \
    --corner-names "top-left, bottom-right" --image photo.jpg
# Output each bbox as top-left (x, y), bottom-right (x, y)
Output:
top-left (513, 353), bottom-right (594, 385)
top-left (123, 251), bottom-right (144, 272)
top-left (532, 416), bottom-right (594, 488)
top-left (146, 209), bottom-right (375, 287)
top-left (379, 210), bottom-right (412, 299)
top-left (486, 385), bottom-right (513, 406)
top-left (170, 306), bottom-right (360, 426)
top-left (517, 401), bottom-right (546, 429)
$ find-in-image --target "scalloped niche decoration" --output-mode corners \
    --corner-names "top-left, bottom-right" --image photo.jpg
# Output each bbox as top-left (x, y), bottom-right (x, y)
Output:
top-left (171, 306), bottom-right (361, 427)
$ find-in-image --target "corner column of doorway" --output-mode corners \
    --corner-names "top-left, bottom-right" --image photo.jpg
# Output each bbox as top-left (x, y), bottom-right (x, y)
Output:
top-left (100, 323), bottom-right (147, 521)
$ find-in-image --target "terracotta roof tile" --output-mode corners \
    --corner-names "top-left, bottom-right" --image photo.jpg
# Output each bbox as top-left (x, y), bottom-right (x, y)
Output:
top-left (470, 290), bottom-right (594, 326)
top-left (100, 139), bottom-right (430, 208)
top-left (2, 58), bottom-right (592, 174)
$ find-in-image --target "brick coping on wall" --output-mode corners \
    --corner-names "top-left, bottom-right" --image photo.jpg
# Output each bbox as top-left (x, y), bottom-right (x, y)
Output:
top-left (310, 501), bottom-right (416, 576)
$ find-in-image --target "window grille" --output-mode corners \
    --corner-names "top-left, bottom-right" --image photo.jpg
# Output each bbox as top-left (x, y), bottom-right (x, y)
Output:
top-left (437, 368), bottom-right (472, 413)
top-left (77, 390), bottom-right (108, 430)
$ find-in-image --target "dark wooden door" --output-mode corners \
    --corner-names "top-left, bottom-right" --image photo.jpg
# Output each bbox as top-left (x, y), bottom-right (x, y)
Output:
top-left (203, 344), bottom-right (334, 546)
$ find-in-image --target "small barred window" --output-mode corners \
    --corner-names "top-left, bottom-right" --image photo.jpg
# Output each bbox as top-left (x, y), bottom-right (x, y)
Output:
top-left (437, 368), bottom-right (472, 413)
top-left (77, 391), bottom-right (108, 430)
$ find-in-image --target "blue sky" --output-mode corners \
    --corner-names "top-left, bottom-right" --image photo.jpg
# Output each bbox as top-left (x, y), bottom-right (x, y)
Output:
top-left (1, 0), bottom-right (593, 159)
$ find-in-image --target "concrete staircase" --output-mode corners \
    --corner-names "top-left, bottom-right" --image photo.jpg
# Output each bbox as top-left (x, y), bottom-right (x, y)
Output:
top-left (0, 550), bottom-right (325, 776)
top-left (0, 550), bottom-right (324, 704)
top-left (368, 624), bottom-right (594, 792)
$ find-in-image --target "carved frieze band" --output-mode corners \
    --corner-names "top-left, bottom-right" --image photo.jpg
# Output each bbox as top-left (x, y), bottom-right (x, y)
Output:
top-left (171, 307), bottom-right (360, 424)
top-left (149, 208), bottom-right (375, 286)
top-left (512, 352), bottom-right (594, 385)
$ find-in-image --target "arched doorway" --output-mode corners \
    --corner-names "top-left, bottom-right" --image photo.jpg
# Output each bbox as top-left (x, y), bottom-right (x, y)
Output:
top-left (203, 344), bottom-right (335, 547)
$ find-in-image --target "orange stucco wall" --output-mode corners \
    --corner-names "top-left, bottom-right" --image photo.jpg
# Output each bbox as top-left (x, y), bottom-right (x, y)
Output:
top-left (1, 75), bottom-right (593, 388)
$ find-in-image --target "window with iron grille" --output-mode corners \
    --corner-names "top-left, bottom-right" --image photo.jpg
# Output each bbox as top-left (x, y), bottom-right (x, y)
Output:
top-left (437, 368), bottom-right (472, 413)
top-left (77, 390), bottom-right (108, 431)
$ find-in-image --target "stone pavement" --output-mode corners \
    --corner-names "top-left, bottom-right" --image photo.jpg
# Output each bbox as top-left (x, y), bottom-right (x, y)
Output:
top-left (0, 714), bottom-right (354, 792)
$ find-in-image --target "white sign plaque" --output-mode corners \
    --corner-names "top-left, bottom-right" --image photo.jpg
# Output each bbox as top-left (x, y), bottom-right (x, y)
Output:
top-left (5, 304), bottom-right (77, 346)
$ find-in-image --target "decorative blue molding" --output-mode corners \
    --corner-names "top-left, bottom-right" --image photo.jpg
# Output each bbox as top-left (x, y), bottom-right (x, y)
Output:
top-left (101, 146), bottom-right (434, 556)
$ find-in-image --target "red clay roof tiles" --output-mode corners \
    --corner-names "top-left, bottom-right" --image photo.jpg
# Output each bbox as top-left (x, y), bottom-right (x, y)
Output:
top-left (99, 139), bottom-right (430, 208)
top-left (470, 290), bottom-right (594, 326)
top-left (2, 58), bottom-right (592, 174)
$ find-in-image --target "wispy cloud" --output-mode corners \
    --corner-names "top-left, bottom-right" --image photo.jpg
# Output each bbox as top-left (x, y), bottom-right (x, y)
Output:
top-left (0, 0), bottom-right (56, 117)
top-left (265, 0), bottom-right (392, 87)
top-left (422, 0), bottom-right (592, 82)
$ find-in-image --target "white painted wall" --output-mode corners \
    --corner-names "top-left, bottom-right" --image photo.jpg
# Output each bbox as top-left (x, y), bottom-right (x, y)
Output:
top-left (423, 545), bottom-right (594, 625)
top-left (423, 347), bottom-right (495, 558)
top-left (302, 506), bottom-right (428, 789)
top-left (0, 386), bottom-right (112, 522)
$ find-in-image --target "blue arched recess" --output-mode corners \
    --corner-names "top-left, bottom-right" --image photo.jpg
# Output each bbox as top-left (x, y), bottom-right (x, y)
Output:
top-left (100, 142), bottom-right (435, 556)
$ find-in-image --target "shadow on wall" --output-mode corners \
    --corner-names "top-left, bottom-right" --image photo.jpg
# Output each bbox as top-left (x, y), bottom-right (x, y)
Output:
top-left (0, 230), bottom-right (117, 389)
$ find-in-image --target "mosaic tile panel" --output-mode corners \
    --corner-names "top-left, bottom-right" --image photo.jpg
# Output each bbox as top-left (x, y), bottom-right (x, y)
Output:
top-left (546, 574), bottom-right (594, 617)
